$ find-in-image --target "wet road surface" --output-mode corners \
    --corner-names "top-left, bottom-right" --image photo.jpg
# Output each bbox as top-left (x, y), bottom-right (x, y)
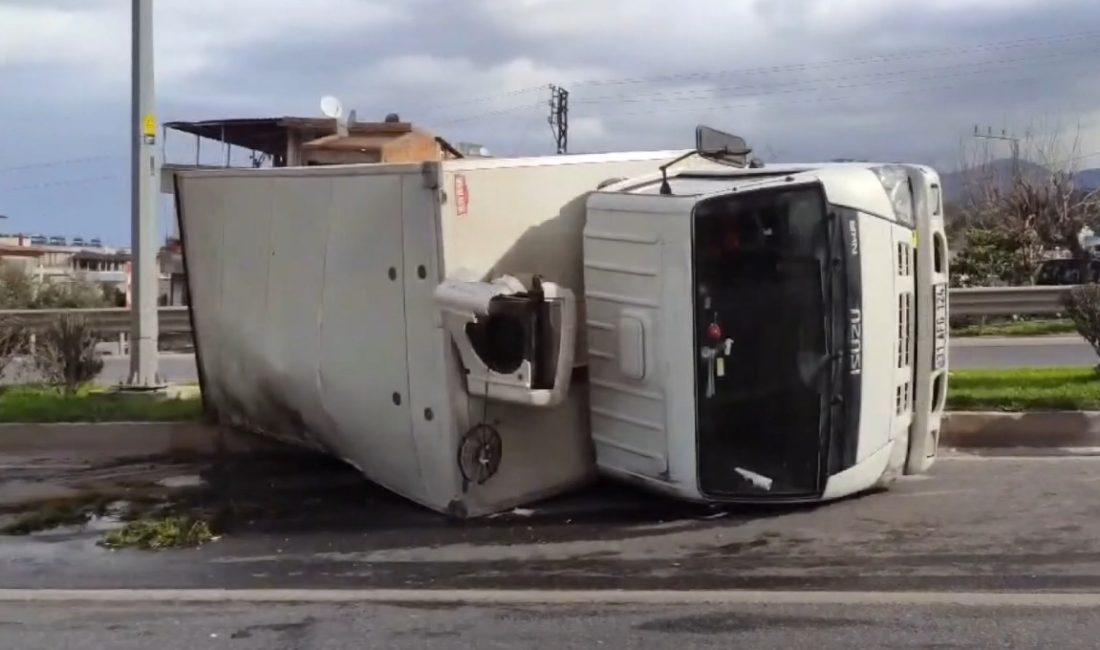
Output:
top-left (3, 451), bottom-right (1100, 647)
top-left (1, 452), bottom-right (1099, 592)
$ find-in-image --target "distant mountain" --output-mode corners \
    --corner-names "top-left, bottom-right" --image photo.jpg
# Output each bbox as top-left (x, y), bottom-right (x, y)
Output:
top-left (940, 158), bottom-right (1100, 204)
top-left (940, 159), bottom-right (1049, 204)
top-left (1077, 168), bottom-right (1100, 191)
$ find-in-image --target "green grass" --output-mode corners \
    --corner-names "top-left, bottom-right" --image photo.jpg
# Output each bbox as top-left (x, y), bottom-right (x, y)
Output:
top-left (99, 517), bottom-right (215, 550)
top-left (952, 318), bottom-right (1077, 337)
top-left (948, 367), bottom-right (1100, 411)
top-left (0, 385), bottom-right (202, 423)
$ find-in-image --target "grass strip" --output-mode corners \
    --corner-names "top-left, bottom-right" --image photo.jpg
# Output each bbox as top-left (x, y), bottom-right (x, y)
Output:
top-left (948, 366), bottom-right (1100, 411)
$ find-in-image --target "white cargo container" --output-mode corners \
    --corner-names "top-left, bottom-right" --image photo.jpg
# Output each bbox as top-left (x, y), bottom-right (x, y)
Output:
top-left (175, 151), bottom-right (705, 517)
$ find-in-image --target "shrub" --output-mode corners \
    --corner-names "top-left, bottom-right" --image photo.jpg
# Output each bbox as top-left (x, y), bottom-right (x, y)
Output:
top-left (99, 517), bottom-right (215, 550)
top-left (0, 264), bottom-right (35, 309)
top-left (33, 315), bottom-right (104, 395)
top-left (0, 264), bottom-right (108, 310)
top-left (1064, 285), bottom-right (1100, 362)
top-left (34, 280), bottom-right (108, 309)
top-left (0, 317), bottom-right (25, 384)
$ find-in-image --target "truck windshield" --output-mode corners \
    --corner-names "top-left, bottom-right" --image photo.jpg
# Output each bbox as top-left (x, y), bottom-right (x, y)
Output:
top-left (692, 185), bottom-right (833, 497)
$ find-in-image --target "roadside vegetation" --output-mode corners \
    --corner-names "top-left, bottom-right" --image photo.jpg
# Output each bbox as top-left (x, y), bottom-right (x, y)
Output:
top-left (2, 493), bottom-right (216, 550)
top-left (0, 385), bottom-right (201, 423)
top-left (948, 367), bottom-right (1100, 411)
top-left (1, 264), bottom-right (114, 393)
top-left (100, 517), bottom-right (215, 550)
top-left (951, 317), bottom-right (1075, 337)
top-left (1065, 284), bottom-right (1100, 360)
top-left (948, 126), bottom-right (1100, 290)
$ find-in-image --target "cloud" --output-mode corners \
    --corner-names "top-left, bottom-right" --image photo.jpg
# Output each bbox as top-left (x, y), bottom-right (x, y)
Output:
top-left (1, 0), bottom-right (403, 91)
top-left (2, 0), bottom-right (1100, 243)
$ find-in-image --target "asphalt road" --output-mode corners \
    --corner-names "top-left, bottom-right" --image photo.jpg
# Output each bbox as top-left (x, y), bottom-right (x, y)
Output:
top-left (2, 453), bottom-right (1099, 591)
top-left (951, 335), bottom-right (1095, 369)
top-left (3, 452), bottom-right (1100, 646)
top-left (2, 599), bottom-right (1099, 649)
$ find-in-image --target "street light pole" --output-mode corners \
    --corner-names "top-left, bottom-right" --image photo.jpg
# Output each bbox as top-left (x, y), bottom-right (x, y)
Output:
top-left (129, 0), bottom-right (160, 387)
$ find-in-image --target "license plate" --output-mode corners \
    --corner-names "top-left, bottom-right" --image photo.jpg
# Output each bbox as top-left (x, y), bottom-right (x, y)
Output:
top-left (933, 283), bottom-right (947, 370)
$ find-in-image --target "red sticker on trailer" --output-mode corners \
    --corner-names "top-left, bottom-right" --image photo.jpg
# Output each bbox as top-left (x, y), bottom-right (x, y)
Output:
top-left (455, 174), bottom-right (469, 216)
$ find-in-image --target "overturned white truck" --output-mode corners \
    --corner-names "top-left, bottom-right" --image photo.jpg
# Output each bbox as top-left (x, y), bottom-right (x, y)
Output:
top-left (175, 127), bottom-right (948, 517)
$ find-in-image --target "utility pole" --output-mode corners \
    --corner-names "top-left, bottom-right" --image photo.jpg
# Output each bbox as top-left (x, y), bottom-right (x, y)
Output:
top-left (548, 85), bottom-right (569, 155)
top-left (128, 0), bottom-right (160, 387)
top-left (973, 125), bottom-right (1021, 178)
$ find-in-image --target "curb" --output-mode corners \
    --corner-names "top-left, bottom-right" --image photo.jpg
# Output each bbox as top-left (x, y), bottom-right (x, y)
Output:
top-left (941, 411), bottom-right (1100, 448)
top-left (0, 422), bottom-right (278, 459)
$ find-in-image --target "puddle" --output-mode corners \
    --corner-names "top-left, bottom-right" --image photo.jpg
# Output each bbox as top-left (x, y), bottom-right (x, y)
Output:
top-left (157, 475), bottom-right (205, 489)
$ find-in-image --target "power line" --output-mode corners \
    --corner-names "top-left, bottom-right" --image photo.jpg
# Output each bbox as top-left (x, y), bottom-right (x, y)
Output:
top-left (574, 45), bottom-right (1100, 105)
top-left (573, 69), bottom-right (1063, 120)
top-left (412, 85), bottom-right (547, 117)
top-left (422, 30), bottom-right (1100, 130)
top-left (566, 29), bottom-right (1100, 88)
top-left (0, 154), bottom-right (122, 175)
top-left (429, 102), bottom-right (545, 127)
top-left (413, 32), bottom-right (1100, 125)
top-left (0, 175), bottom-right (120, 192)
top-left (574, 65), bottom-right (1089, 118)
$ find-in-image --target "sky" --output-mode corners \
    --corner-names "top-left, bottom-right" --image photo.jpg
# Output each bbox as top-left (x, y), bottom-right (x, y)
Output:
top-left (2, 0), bottom-right (1100, 245)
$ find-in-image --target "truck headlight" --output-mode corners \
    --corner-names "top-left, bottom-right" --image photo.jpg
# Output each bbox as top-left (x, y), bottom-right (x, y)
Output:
top-left (870, 165), bottom-right (914, 227)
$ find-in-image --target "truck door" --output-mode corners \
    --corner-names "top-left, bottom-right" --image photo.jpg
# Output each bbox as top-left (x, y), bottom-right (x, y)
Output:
top-left (583, 195), bottom-right (687, 481)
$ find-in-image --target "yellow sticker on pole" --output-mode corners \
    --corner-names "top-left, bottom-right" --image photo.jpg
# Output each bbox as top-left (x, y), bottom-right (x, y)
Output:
top-left (142, 113), bottom-right (157, 138)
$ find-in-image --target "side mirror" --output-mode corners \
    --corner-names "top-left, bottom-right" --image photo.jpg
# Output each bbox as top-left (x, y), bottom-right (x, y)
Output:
top-left (695, 126), bottom-right (752, 161)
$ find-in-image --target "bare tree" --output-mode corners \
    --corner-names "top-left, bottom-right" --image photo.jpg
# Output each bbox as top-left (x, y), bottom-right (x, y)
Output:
top-left (955, 122), bottom-right (1100, 284)
top-left (0, 317), bottom-right (24, 386)
top-left (33, 315), bottom-right (103, 395)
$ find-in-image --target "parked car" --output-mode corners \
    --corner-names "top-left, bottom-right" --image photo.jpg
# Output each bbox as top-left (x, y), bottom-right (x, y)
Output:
top-left (1035, 258), bottom-right (1100, 285)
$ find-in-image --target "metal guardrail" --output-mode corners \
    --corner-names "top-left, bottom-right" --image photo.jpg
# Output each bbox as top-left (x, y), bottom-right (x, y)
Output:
top-left (0, 307), bottom-right (192, 334)
top-left (949, 286), bottom-right (1073, 317)
top-left (0, 287), bottom-right (1080, 332)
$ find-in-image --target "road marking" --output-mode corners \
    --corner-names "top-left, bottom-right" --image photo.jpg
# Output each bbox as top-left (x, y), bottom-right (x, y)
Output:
top-left (2, 589), bottom-right (1100, 607)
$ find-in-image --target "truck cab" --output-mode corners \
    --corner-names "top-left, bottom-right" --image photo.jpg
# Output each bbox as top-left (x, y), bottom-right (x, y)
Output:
top-left (582, 132), bottom-right (948, 502)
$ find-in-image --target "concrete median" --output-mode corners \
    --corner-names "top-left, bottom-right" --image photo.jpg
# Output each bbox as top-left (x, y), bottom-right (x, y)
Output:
top-left (0, 422), bottom-right (278, 461)
top-left (942, 411), bottom-right (1100, 449)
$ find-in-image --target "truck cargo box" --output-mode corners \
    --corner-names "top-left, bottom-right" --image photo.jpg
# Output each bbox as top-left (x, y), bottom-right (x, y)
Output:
top-left (175, 151), bottom-right (685, 516)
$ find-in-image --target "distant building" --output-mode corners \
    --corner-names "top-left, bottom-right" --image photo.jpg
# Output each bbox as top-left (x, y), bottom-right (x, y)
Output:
top-left (0, 236), bottom-right (181, 306)
top-left (162, 114), bottom-right (461, 173)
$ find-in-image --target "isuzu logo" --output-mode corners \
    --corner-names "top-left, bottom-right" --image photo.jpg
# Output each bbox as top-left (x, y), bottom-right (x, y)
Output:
top-left (849, 308), bottom-right (862, 375)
